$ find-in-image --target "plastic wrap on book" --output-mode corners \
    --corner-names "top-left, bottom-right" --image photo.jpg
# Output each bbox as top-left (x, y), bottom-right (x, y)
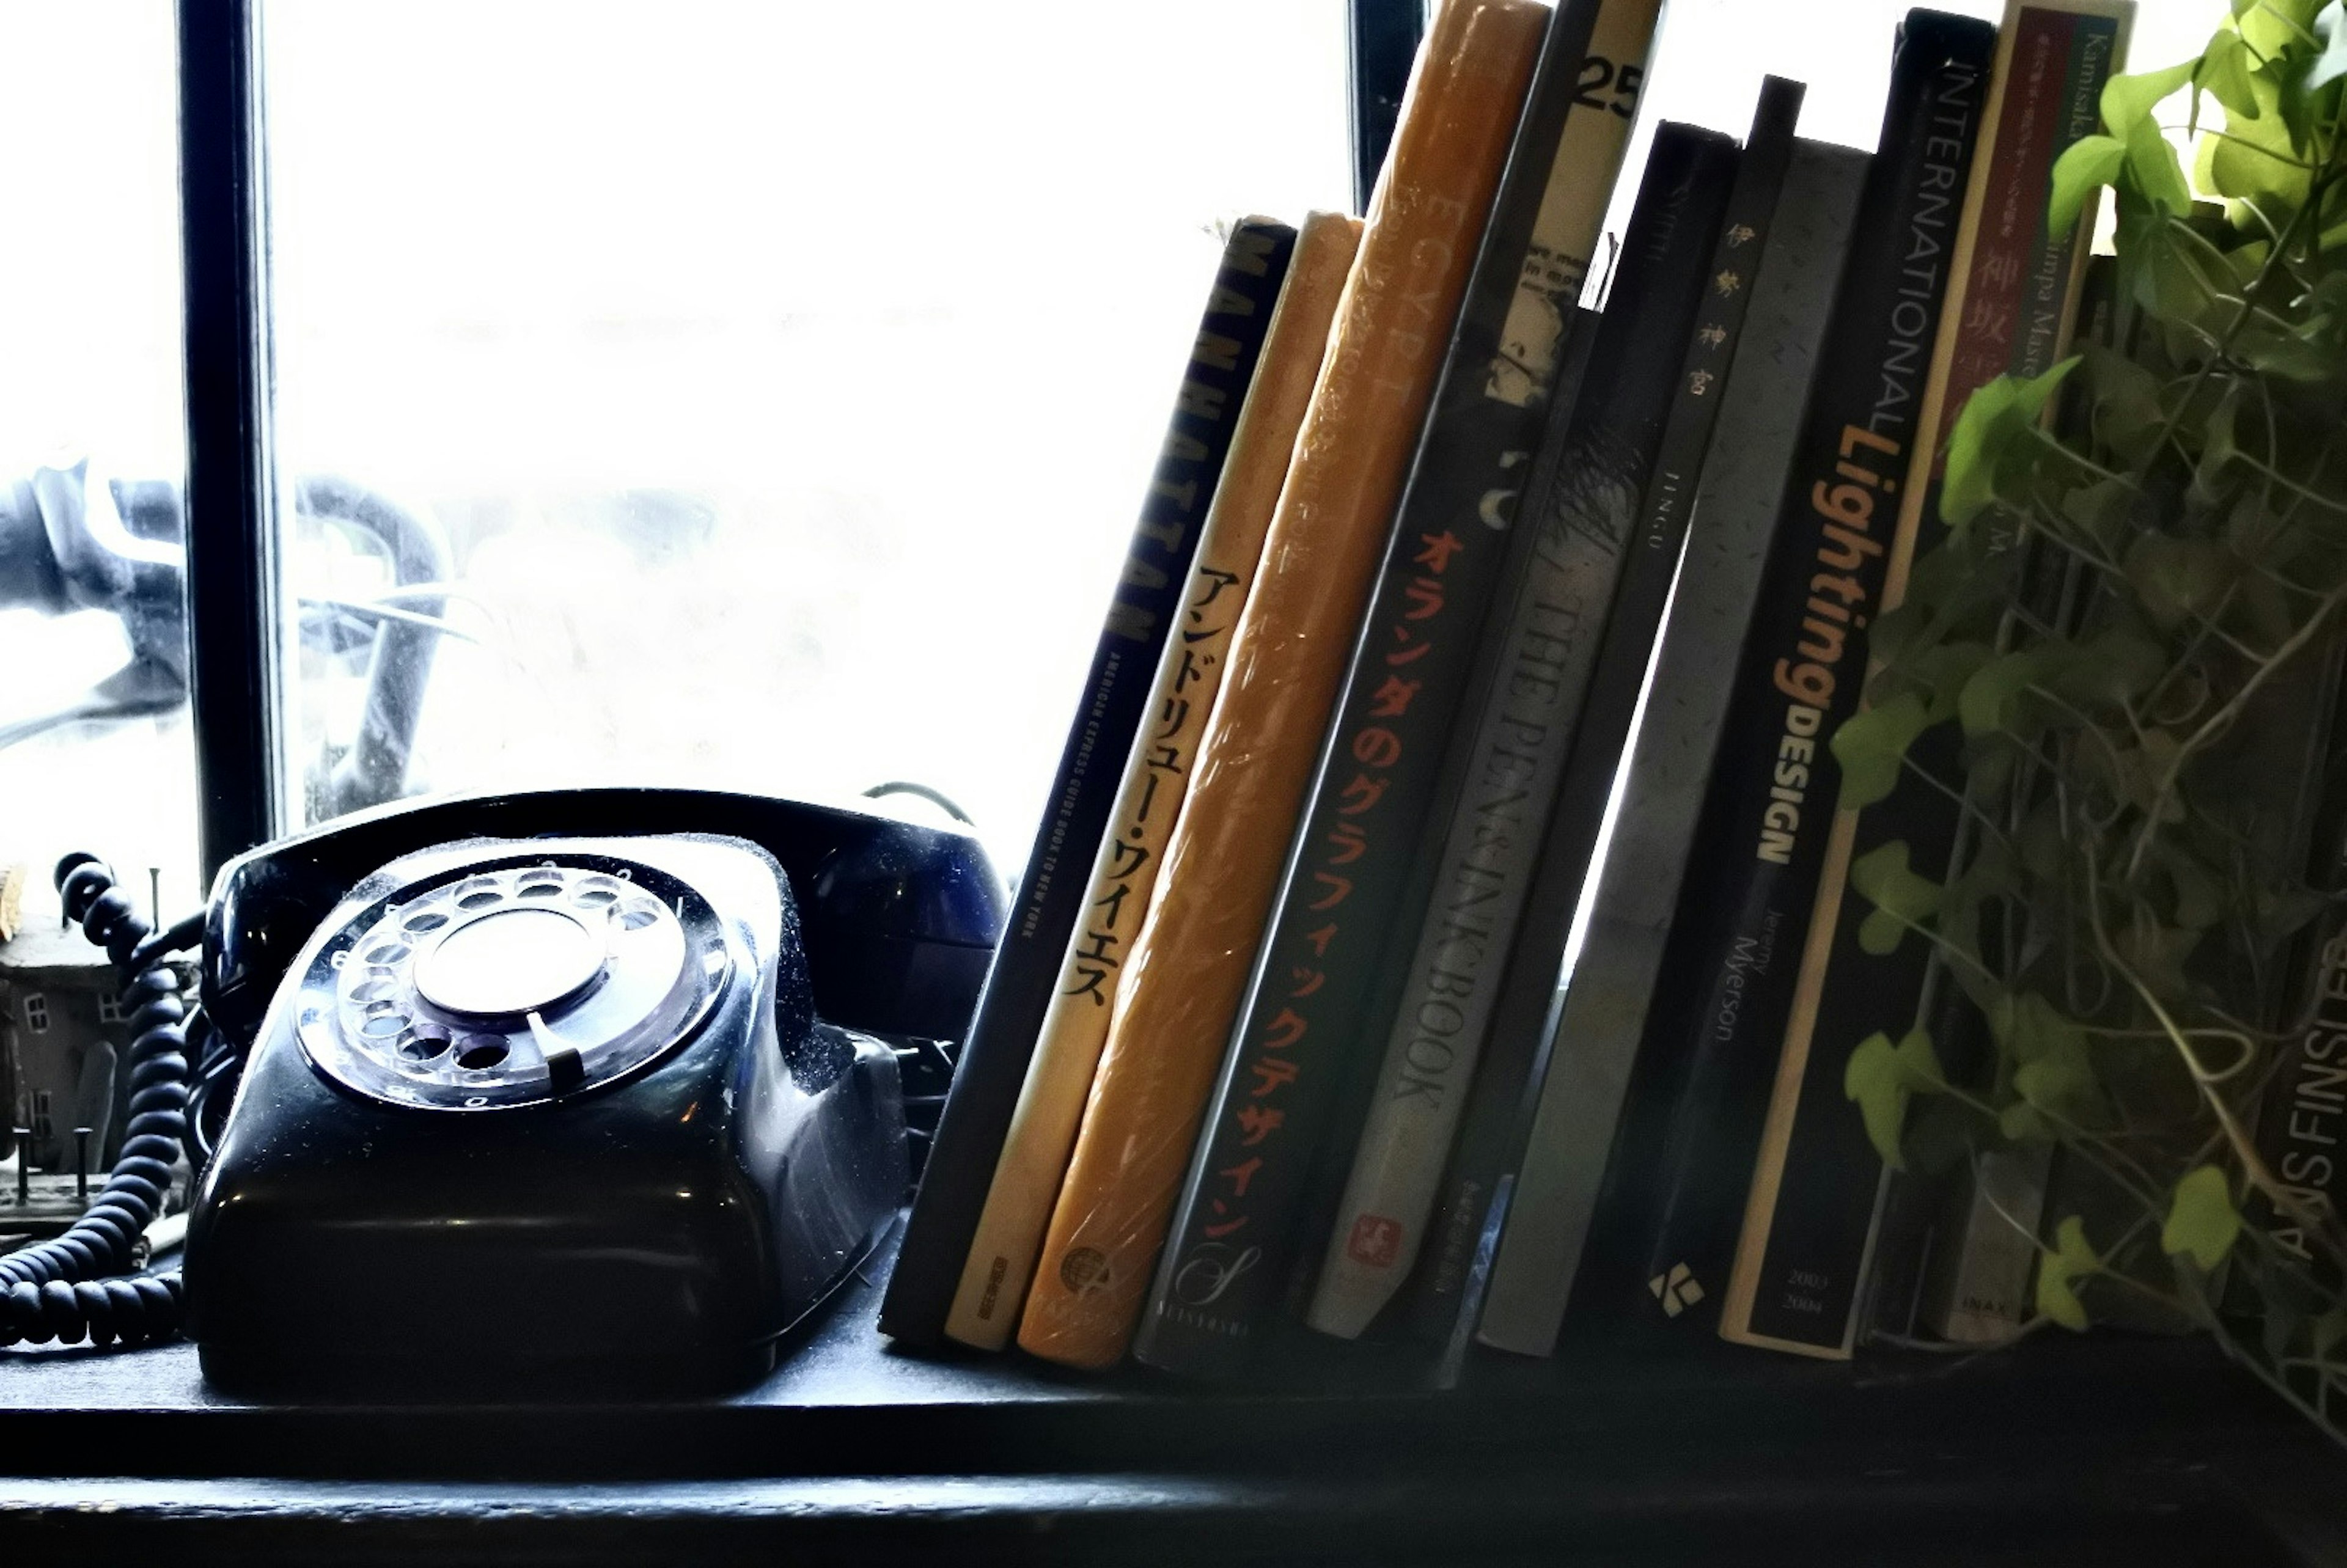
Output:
top-left (1014, 0), bottom-right (1552, 1372)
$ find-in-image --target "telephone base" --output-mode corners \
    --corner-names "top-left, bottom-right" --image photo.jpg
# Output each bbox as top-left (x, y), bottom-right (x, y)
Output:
top-left (187, 832), bottom-right (917, 1398)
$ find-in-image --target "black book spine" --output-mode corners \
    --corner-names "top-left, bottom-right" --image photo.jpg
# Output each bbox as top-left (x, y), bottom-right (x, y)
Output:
top-left (1130, 0), bottom-right (1633, 1380)
top-left (1409, 77), bottom-right (1809, 1345)
top-left (1633, 9), bottom-right (1997, 1335)
top-left (879, 219), bottom-right (1298, 1344)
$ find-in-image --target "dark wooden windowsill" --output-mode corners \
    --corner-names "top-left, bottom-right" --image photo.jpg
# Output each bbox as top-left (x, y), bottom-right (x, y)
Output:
top-left (1, 1228), bottom-right (2338, 1563)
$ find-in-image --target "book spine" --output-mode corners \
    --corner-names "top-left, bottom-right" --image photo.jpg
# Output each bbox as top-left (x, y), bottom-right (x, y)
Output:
top-left (878, 218), bottom-right (1300, 1344)
top-left (1129, 0), bottom-right (1662, 1382)
top-left (1409, 76), bottom-right (1810, 1346)
top-left (1722, 0), bottom-right (2126, 1359)
top-left (1475, 138), bottom-right (1876, 1358)
top-left (941, 214), bottom-right (1364, 1350)
top-left (1016, 0), bottom-right (1552, 1373)
top-left (2252, 692), bottom-right (2347, 1285)
top-left (1305, 123), bottom-right (1739, 1342)
top-left (1627, 9), bottom-right (1998, 1341)
top-left (1874, 257), bottom-right (2118, 1347)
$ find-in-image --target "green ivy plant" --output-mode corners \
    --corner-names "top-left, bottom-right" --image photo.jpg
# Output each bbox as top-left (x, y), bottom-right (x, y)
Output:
top-left (1835, 0), bottom-right (2347, 1435)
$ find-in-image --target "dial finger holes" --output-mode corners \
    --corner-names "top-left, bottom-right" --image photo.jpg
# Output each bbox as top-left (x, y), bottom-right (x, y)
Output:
top-left (350, 976), bottom-right (401, 1005)
top-left (401, 1028), bottom-right (450, 1062)
top-left (618, 898), bottom-right (661, 931)
top-left (401, 910), bottom-right (449, 936)
top-left (518, 878), bottom-right (563, 898)
top-left (573, 877), bottom-right (621, 909)
top-left (455, 1037), bottom-right (510, 1072)
top-left (452, 874), bottom-right (506, 911)
top-left (360, 1007), bottom-right (410, 1039)
top-left (362, 940), bottom-right (411, 967)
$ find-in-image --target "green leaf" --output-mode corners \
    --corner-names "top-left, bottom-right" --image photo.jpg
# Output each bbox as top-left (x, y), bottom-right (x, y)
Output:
top-left (2015, 1057), bottom-right (2095, 1116)
top-left (1857, 907), bottom-right (1904, 958)
top-left (2051, 625), bottom-right (2166, 706)
top-left (2161, 1165), bottom-right (2243, 1271)
top-left (2242, 0), bottom-right (2321, 59)
top-left (2125, 534), bottom-right (2236, 629)
top-left (1829, 692), bottom-right (1933, 811)
top-left (2129, 214), bottom-right (2231, 328)
top-left (2057, 477), bottom-right (2134, 557)
top-left (2102, 59), bottom-right (2199, 138)
top-left (2008, 991), bottom-right (2088, 1066)
top-left (2011, 354), bottom-right (2082, 424)
top-left (1907, 642), bottom-right (1997, 725)
top-left (2123, 114), bottom-right (2195, 217)
top-left (2000, 1099), bottom-right (2057, 1143)
top-left (2200, 67), bottom-right (2313, 207)
top-left (1998, 995), bottom-right (2101, 1126)
top-left (1844, 1027), bottom-right (1944, 1170)
top-left (2014, 1024), bottom-right (2096, 1119)
top-left (2310, 0), bottom-right (2347, 88)
top-left (2187, 388), bottom-right (2244, 516)
top-left (1959, 649), bottom-right (2044, 738)
top-left (2198, 27), bottom-right (2263, 120)
top-left (1850, 840), bottom-right (1944, 956)
top-left (1942, 374), bottom-right (2019, 529)
top-left (2088, 346), bottom-right (2167, 467)
top-left (1965, 736), bottom-right (2017, 804)
top-left (2036, 1215), bottom-right (2101, 1332)
top-left (2048, 134), bottom-right (2126, 235)
top-left (2237, 318), bottom-right (2338, 381)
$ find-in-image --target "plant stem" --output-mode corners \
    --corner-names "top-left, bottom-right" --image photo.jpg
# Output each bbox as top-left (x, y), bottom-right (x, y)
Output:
top-left (2126, 577), bottom-right (2347, 882)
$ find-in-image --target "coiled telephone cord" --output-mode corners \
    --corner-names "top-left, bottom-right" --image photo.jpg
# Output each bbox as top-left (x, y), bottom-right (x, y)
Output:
top-left (0, 857), bottom-right (196, 1347)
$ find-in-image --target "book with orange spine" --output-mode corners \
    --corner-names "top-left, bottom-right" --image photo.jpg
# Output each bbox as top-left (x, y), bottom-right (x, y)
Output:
top-left (942, 211), bottom-right (1364, 1351)
top-left (1016, 0), bottom-right (1552, 1372)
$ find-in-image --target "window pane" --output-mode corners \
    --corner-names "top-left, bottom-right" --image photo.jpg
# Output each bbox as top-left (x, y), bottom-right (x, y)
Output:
top-left (0, 4), bottom-right (197, 916)
top-left (263, 0), bottom-right (1350, 860)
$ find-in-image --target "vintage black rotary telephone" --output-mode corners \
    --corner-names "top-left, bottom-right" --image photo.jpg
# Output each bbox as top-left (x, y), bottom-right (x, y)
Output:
top-left (5, 787), bottom-right (1002, 1394)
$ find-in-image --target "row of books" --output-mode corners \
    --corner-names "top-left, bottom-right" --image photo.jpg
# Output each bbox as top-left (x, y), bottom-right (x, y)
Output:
top-left (881, 0), bottom-right (2140, 1376)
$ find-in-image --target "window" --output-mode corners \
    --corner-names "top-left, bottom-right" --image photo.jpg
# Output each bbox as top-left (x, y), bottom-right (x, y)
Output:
top-left (259, 1), bottom-right (1353, 865)
top-left (24, 995), bottom-right (49, 1035)
top-left (0, 5), bottom-right (199, 915)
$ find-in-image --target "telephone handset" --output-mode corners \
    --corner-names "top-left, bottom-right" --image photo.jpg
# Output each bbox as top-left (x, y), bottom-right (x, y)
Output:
top-left (18, 788), bottom-right (1002, 1396)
